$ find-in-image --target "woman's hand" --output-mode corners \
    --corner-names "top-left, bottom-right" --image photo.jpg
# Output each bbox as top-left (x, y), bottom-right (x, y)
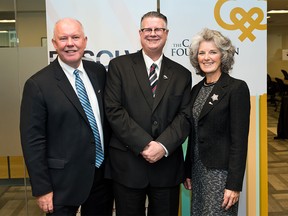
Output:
top-left (222, 189), bottom-right (240, 210)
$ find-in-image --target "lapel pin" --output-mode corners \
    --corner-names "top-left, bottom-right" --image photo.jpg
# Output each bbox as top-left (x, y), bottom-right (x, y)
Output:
top-left (98, 90), bottom-right (101, 93)
top-left (163, 75), bottom-right (168, 80)
top-left (211, 94), bottom-right (218, 101)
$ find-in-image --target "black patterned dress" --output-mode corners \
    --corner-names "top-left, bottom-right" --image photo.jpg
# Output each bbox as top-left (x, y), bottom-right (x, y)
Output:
top-left (190, 83), bottom-right (238, 216)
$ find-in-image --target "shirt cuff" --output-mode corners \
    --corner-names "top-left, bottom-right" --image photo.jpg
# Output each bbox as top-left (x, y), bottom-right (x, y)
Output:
top-left (157, 142), bottom-right (169, 157)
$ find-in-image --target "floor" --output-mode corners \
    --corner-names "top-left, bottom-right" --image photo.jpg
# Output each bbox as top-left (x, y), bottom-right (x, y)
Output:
top-left (0, 99), bottom-right (287, 215)
top-left (267, 99), bottom-right (288, 215)
top-left (0, 184), bottom-right (43, 216)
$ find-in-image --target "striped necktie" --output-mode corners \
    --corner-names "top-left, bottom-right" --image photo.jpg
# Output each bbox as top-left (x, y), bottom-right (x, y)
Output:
top-left (74, 69), bottom-right (104, 168)
top-left (149, 63), bottom-right (158, 98)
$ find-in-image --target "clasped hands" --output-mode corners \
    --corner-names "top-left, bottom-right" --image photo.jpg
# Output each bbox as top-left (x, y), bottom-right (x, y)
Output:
top-left (141, 141), bottom-right (165, 163)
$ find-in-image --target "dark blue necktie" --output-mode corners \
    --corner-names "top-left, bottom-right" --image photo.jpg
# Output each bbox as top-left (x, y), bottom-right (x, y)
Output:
top-left (74, 69), bottom-right (104, 168)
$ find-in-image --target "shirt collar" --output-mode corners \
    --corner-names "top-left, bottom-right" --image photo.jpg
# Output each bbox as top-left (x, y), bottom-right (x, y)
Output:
top-left (142, 50), bottom-right (163, 71)
top-left (58, 57), bottom-right (85, 75)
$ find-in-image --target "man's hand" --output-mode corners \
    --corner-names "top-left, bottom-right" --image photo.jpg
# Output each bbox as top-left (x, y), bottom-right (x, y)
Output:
top-left (183, 178), bottom-right (192, 190)
top-left (141, 141), bottom-right (165, 163)
top-left (37, 192), bottom-right (54, 214)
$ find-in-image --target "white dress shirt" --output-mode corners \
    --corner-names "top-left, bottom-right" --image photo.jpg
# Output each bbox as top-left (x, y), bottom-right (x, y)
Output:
top-left (58, 58), bottom-right (104, 151)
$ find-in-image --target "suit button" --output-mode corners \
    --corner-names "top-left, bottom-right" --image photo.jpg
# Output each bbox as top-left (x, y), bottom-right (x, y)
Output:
top-left (153, 121), bottom-right (158, 126)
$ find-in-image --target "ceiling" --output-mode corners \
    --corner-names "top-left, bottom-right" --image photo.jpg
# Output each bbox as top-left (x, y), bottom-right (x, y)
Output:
top-left (268, 0), bottom-right (288, 26)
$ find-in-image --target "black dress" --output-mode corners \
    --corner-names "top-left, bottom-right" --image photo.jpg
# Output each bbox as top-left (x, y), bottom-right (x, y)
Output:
top-left (191, 83), bottom-right (238, 216)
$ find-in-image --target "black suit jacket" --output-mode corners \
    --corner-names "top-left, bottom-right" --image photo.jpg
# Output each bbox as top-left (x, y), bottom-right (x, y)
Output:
top-left (104, 51), bottom-right (191, 188)
top-left (184, 73), bottom-right (250, 191)
top-left (20, 59), bottom-right (110, 205)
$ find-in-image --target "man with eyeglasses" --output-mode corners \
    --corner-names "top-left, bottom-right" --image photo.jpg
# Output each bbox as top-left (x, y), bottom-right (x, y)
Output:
top-left (104, 11), bottom-right (191, 216)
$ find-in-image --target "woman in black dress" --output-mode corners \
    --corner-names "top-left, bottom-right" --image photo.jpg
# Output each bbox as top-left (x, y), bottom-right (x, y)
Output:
top-left (184, 28), bottom-right (250, 216)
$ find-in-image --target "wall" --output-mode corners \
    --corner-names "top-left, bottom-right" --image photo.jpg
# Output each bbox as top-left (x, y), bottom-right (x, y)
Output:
top-left (0, 2), bottom-right (48, 214)
top-left (17, 12), bottom-right (47, 47)
top-left (268, 25), bottom-right (288, 79)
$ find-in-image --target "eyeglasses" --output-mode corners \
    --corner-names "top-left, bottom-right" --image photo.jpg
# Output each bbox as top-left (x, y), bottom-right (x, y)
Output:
top-left (140, 28), bottom-right (167, 35)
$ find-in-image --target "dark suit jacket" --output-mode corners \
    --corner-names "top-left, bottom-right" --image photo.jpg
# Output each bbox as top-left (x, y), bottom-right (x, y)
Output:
top-left (104, 50), bottom-right (191, 188)
top-left (20, 59), bottom-right (110, 206)
top-left (184, 72), bottom-right (250, 191)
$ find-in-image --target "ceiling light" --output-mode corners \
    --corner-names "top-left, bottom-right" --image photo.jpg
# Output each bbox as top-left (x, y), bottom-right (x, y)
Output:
top-left (267, 10), bottom-right (288, 14)
top-left (0, 20), bottom-right (16, 23)
top-left (0, 31), bottom-right (8, 33)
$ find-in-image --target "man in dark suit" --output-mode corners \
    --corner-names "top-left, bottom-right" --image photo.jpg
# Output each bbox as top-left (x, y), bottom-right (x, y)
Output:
top-left (104, 11), bottom-right (191, 216)
top-left (20, 18), bottom-right (113, 216)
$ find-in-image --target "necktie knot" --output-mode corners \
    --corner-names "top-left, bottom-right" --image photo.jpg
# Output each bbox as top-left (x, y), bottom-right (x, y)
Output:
top-left (74, 69), bottom-right (80, 76)
top-left (150, 63), bottom-right (157, 73)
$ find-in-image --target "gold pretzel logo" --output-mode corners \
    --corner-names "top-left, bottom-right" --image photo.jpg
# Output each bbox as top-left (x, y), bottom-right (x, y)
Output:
top-left (214, 0), bottom-right (266, 41)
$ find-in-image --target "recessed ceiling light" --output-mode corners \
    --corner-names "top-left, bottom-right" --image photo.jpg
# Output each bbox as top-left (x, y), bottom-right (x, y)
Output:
top-left (0, 20), bottom-right (16, 23)
top-left (268, 10), bottom-right (288, 14)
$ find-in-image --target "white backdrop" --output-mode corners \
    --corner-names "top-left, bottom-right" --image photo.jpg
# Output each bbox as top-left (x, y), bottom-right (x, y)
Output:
top-left (46, 0), bottom-right (156, 68)
top-left (161, 0), bottom-right (266, 94)
top-left (46, 0), bottom-right (266, 94)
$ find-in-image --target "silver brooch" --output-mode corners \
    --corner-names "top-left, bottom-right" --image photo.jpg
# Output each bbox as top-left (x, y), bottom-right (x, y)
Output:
top-left (211, 94), bottom-right (219, 101)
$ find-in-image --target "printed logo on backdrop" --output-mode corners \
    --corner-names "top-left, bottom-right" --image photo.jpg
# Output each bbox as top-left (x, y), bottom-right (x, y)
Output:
top-left (49, 49), bottom-right (137, 68)
top-left (170, 39), bottom-right (239, 57)
top-left (214, 0), bottom-right (266, 41)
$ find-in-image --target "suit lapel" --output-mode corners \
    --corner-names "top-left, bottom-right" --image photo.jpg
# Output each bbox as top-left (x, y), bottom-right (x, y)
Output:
top-left (132, 52), bottom-right (154, 109)
top-left (132, 53), bottom-right (174, 111)
top-left (53, 60), bottom-right (90, 125)
top-left (152, 56), bottom-right (173, 112)
top-left (198, 73), bottom-right (229, 120)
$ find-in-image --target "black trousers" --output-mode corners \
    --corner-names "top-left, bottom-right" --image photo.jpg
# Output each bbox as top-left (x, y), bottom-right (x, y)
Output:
top-left (113, 181), bottom-right (180, 216)
top-left (47, 167), bottom-right (114, 216)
